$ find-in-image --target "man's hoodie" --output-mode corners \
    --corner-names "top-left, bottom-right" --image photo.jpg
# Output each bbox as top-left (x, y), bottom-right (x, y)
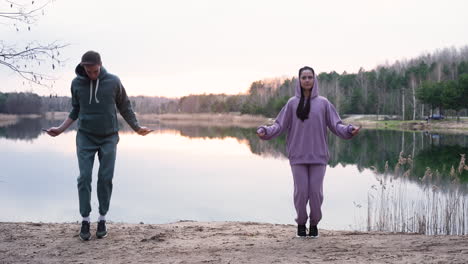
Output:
top-left (68, 64), bottom-right (140, 136)
top-left (258, 73), bottom-right (354, 165)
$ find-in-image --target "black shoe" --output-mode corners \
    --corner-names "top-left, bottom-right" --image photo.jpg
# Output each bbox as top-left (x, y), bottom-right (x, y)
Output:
top-left (297, 224), bottom-right (307, 237)
top-left (96, 220), bottom-right (108, 238)
top-left (309, 225), bottom-right (319, 238)
top-left (79, 221), bottom-right (91, 241)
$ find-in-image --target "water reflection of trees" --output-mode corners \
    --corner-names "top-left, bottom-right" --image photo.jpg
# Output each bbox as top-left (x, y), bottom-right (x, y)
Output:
top-left (99, 123), bottom-right (468, 185)
top-left (3, 118), bottom-right (467, 185)
top-left (171, 126), bottom-right (468, 186)
top-left (148, 123), bottom-right (288, 159)
top-left (0, 118), bottom-right (76, 141)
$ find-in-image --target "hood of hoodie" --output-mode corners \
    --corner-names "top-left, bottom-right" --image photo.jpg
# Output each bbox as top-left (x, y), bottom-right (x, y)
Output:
top-left (74, 64), bottom-right (110, 105)
top-left (75, 64), bottom-right (108, 80)
top-left (294, 71), bottom-right (319, 99)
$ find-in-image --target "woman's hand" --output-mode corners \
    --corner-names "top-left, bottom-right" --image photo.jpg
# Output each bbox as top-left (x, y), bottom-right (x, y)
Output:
top-left (256, 127), bottom-right (266, 137)
top-left (351, 125), bottom-right (361, 136)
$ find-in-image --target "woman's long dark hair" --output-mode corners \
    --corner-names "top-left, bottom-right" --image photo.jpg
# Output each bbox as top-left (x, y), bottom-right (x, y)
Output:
top-left (296, 66), bottom-right (315, 121)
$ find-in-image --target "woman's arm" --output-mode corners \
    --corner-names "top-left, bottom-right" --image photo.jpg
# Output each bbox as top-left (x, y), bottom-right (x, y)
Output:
top-left (257, 101), bottom-right (292, 140)
top-left (325, 101), bottom-right (355, 140)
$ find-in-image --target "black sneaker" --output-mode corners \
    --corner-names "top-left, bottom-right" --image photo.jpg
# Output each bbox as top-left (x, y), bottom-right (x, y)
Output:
top-left (79, 221), bottom-right (91, 241)
top-left (297, 224), bottom-right (307, 237)
top-left (96, 220), bottom-right (108, 238)
top-left (309, 225), bottom-right (319, 238)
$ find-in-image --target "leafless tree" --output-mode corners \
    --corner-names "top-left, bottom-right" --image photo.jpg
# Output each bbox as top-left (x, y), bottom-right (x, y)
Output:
top-left (0, 0), bottom-right (67, 87)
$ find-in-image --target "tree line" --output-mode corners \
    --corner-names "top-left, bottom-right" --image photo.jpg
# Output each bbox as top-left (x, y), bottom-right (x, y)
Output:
top-left (0, 92), bottom-right (177, 115)
top-left (416, 73), bottom-right (468, 120)
top-left (2, 46), bottom-right (467, 119)
top-left (171, 46), bottom-right (468, 120)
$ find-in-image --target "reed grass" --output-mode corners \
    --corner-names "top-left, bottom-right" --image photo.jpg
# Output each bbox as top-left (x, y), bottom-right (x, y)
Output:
top-left (366, 153), bottom-right (468, 235)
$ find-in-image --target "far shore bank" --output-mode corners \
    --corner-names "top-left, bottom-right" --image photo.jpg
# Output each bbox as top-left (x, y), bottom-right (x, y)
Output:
top-left (1, 112), bottom-right (468, 133)
top-left (0, 114), bottom-right (19, 127)
top-left (0, 112), bottom-right (271, 129)
top-left (342, 114), bottom-right (468, 134)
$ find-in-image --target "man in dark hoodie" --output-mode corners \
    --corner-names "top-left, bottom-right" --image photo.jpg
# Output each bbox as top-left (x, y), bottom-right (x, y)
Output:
top-left (45, 51), bottom-right (152, 241)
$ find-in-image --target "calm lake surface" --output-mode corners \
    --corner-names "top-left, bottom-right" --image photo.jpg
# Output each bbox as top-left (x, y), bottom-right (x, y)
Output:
top-left (1, 117), bottom-right (467, 234)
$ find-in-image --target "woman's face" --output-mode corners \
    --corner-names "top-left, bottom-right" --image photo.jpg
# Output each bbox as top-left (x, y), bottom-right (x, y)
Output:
top-left (300, 69), bottom-right (314, 91)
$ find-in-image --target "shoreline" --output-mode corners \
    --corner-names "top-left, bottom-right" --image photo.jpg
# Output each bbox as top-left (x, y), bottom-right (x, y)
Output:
top-left (2, 112), bottom-right (468, 133)
top-left (0, 114), bottom-right (19, 127)
top-left (0, 112), bottom-right (270, 128)
top-left (343, 115), bottom-right (468, 134)
top-left (137, 113), bottom-right (270, 128)
top-left (1, 221), bottom-right (467, 263)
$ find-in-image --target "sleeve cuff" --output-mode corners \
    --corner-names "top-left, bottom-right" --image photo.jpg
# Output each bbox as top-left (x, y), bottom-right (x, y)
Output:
top-left (257, 126), bottom-right (266, 135)
top-left (68, 113), bottom-right (78, 121)
top-left (130, 123), bottom-right (141, 132)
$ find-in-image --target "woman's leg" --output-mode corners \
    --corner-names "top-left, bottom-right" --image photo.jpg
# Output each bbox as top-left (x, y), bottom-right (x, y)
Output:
top-left (290, 164), bottom-right (309, 225)
top-left (308, 164), bottom-right (327, 226)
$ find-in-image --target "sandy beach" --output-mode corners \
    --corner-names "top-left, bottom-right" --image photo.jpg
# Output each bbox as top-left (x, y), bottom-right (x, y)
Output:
top-left (1, 221), bottom-right (467, 264)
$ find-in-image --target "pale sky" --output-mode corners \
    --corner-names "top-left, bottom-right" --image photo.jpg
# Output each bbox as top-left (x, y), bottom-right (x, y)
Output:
top-left (2, 0), bottom-right (468, 98)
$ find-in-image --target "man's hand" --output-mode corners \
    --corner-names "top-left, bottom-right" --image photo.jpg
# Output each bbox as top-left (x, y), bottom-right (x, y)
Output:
top-left (351, 125), bottom-right (361, 136)
top-left (137, 126), bottom-right (153, 136)
top-left (43, 117), bottom-right (75, 137)
top-left (44, 127), bottom-right (64, 137)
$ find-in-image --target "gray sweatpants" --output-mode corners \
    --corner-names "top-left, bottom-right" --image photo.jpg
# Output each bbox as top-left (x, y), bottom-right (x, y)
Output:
top-left (290, 164), bottom-right (327, 226)
top-left (76, 130), bottom-right (119, 218)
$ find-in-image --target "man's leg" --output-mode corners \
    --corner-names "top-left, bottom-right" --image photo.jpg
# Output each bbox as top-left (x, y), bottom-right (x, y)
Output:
top-left (76, 131), bottom-right (98, 219)
top-left (96, 133), bottom-right (118, 217)
top-left (76, 131), bottom-right (98, 240)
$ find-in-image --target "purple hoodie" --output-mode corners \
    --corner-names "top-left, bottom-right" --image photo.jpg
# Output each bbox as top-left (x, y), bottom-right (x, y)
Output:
top-left (258, 73), bottom-right (354, 165)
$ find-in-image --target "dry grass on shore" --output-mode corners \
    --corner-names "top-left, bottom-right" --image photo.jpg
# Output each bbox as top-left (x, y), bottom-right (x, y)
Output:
top-left (0, 114), bottom-right (18, 127)
top-left (137, 113), bottom-right (270, 128)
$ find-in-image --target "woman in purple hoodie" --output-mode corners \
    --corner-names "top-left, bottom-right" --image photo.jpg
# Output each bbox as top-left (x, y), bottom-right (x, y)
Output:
top-left (257, 66), bottom-right (360, 238)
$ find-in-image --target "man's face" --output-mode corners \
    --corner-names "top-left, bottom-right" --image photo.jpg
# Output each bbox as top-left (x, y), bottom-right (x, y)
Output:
top-left (83, 64), bottom-right (101, 80)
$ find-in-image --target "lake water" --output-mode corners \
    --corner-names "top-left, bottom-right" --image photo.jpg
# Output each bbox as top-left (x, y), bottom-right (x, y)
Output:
top-left (1, 118), bottom-right (467, 234)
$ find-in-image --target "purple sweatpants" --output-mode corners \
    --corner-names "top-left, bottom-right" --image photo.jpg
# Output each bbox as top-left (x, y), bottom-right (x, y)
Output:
top-left (290, 164), bottom-right (327, 226)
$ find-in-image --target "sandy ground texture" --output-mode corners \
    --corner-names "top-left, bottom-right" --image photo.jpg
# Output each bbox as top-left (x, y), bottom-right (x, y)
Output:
top-left (1, 221), bottom-right (467, 264)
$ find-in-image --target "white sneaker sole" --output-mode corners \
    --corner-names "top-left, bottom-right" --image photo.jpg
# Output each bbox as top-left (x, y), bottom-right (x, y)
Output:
top-left (79, 235), bottom-right (91, 241)
top-left (96, 233), bottom-right (108, 239)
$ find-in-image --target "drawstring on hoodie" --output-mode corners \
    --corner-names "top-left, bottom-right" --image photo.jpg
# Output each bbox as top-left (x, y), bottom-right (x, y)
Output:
top-left (88, 79), bottom-right (100, 104)
top-left (95, 79), bottom-right (100, 103)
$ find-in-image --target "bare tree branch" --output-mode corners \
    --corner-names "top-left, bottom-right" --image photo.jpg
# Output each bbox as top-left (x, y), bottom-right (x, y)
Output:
top-left (1, 0), bottom-right (68, 88)
top-left (0, 0), bottom-right (52, 25)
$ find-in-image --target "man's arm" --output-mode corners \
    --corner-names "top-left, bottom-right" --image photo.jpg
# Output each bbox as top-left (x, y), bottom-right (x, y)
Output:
top-left (115, 80), bottom-right (152, 136)
top-left (45, 84), bottom-right (78, 137)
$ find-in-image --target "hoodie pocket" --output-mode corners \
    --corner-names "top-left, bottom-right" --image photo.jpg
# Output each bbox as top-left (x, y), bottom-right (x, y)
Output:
top-left (79, 113), bottom-right (115, 135)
